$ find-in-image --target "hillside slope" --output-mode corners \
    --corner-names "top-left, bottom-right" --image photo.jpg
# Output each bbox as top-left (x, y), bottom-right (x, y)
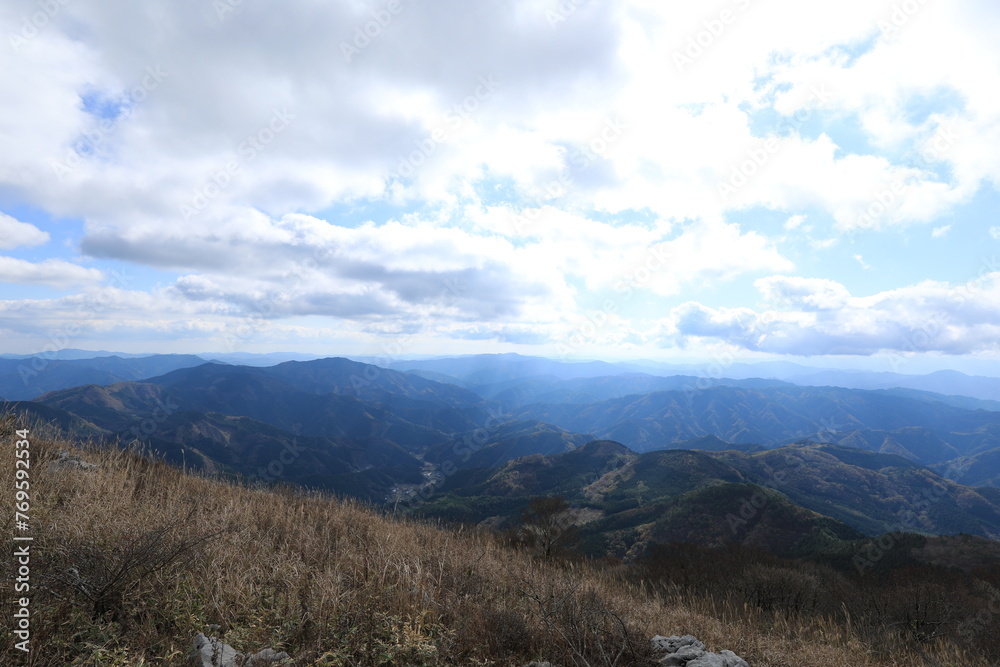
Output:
top-left (414, 440), bottom-right (1000, 552)
top-left (5, 413), bottom-right (997, 666)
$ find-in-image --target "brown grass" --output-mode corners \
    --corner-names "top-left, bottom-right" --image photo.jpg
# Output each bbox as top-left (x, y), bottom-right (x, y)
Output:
top-left (1, 411), bottom-right (993, 666)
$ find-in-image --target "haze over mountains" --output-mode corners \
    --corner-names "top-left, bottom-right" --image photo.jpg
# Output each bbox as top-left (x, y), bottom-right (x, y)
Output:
top-left (5, 350), bottom-right (1000, 546)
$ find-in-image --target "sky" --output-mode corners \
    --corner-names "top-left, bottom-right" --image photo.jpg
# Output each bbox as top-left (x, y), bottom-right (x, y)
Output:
top-left (1, 0), bottom-right (1000, 372)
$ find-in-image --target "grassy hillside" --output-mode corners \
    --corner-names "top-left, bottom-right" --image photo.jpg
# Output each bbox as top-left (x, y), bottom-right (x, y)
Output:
top-left (1, 413), bottom-right (996, 666)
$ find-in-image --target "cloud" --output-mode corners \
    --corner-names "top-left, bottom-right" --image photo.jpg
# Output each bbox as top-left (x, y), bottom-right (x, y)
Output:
top-left (78, 211), bottom-right (583, 335)
top-left (671, 302), bottom-right (760, 345)
top-left (79, 206), bottom-right (791, 332)
top-left (483, 208), bottom-right (792, 296)
top-left (764, 2), bottom-right (1000, 220)
top-left (1, 0), bottom-right (998, 356)
top-left (755, 276), bottom-right (852, 311)
top-left (0, 257), bottom-right (102, 288)
top-left (656, 272), bottom-right (1000, 356)
top-left (0, 213), bottom-right (49, 249)
top-left (3, 0), bottom-right (993, 236)
top-left (784, 215), bottom-right (806, 230)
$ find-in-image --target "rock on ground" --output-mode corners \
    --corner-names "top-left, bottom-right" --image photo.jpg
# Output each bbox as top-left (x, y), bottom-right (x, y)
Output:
top-left (189, 633), bottom-right (290, 667)
top-left (49, 449), bottom-right (98, 471)
top-left (651, 634), bottom-right (750, 667)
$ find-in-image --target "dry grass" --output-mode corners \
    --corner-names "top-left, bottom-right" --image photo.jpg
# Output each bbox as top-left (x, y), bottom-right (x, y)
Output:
top-left (0, 411), bottom-right (993, 666)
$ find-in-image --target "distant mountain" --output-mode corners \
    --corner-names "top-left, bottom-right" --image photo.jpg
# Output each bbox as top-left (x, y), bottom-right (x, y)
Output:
top-left (874, 387), bottom-right (1000, 412)
top-left (472, 373), bottom-right (794, 411)
top-left (391, 353), bottom-right (652, 385)
top-left (413, 440), bottom-right (1000, 560)
top-left (825, 424), bottom-right (1000, 468)
top-left (414, 440), bottom-right (637, 523)
top-left (513, 385), bottom-right (1000, 457)
top-left (423, 419), bottom-right (595, 470)
top-left (140, 360), bottom-right (486, 443)
top-left (0, 354), bottom-right (211, 400)
top-left (26, 357), bottom-right (501, 497)
top-left (39, 371), bottom-right (464, 455)
top-left (671, 434), bottom-right (764, 452)
top-left (136, 410), bottom-right (424, 500)
top-left (933, 447), bottom-right (1000, 487)
top-left (0, 349), bottom-right (152, 360)
top-left (261, 357), bottom-right (482, 407)
top-left (710, 444), bottom-right (1000, 537)
top-left (414, 442), bottom-right (862, 559)
top-left (788, 369), bottom-right (1000, 402)
top-left (15, 381), bottom-right (425, 500)
top-left (195, 351), bottom-right (326, 366)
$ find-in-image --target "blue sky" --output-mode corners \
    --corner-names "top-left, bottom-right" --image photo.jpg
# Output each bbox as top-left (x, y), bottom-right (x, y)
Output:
top-left (1, 0), bottom-right (1000, 370)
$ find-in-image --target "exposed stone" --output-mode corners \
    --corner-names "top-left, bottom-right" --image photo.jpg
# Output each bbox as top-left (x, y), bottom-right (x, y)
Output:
top-left (651, 634), bottom-right (749, 667)
top-left (189, 633), bottom-right (290, 667)
top-left (49, 449), bottom-right (98, 471)
top-left (244, 648), bottom-right (291, 666)
top-left (652, 635), bottom-right (706, 653)
top-left (719, 650), bottom-right (747, 663)
top-left (523, 662), bottom-right (552, 667)
top-left (190, 633), bottom-right (240, 667)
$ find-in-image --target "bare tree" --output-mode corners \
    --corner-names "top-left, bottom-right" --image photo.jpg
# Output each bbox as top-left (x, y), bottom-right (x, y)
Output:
top-left (520, 496), bottom-right (577, 559)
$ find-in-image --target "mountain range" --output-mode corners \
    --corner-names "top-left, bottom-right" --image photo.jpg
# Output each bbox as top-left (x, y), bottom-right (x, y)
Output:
top-left (0, 354), bottom-right (210, 400)
top-left (6, 351), bottom-right (1000, 557)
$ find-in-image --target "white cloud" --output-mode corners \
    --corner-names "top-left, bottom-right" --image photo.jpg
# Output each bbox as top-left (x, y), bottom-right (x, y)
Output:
top-left (755, 276), bottom-right (852, 311)
top-left (810, 238), bottom-right (838, 250)
top-left (0, 213), bottom-right (49, 249)
top-left (3, 0), bottom-right (993, 236)
top-left (0, 0), bottom-right (998, 356)
top-left (656, 273), bottom-right (1000, 356)
top-left (0, 257), bottom-right (102, 288)
top-left (785, 215), bottom-right (806, 230)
